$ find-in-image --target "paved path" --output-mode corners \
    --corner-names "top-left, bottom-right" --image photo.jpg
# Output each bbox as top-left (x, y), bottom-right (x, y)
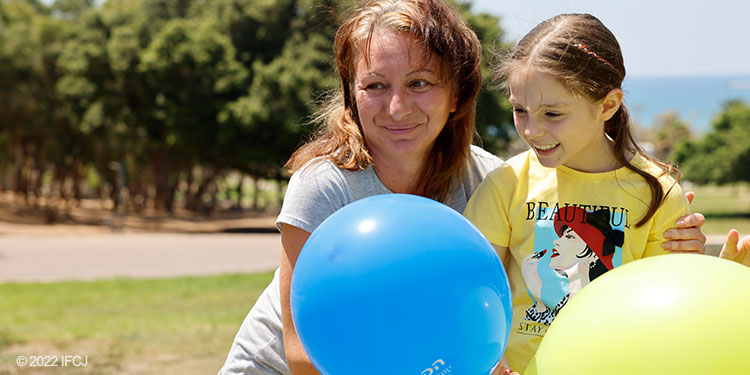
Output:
top-left (0, 233), bottom-right (281, 283)
top-left (0, 231), bottom-right (726, 283)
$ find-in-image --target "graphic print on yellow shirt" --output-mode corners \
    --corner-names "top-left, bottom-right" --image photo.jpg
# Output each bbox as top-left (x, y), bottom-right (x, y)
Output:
top-left (521, 205), bottom-right (625, 325)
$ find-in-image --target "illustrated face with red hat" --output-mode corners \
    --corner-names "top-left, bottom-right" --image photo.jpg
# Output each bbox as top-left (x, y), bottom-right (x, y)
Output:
top-left (550, 206), bottom-right (618, 275)
top-left (520, 205), bottom-right (626, 326)
top-left (550, 226), bottom-right (595, 270)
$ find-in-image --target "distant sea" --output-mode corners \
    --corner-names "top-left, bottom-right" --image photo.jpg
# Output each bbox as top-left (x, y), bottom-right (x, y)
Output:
top-left (622, 75), bottom-right (750, 133)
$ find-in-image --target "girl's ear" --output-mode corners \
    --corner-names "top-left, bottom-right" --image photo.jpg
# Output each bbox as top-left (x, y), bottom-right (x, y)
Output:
top-left (600, 89), bottom-right (623, 121)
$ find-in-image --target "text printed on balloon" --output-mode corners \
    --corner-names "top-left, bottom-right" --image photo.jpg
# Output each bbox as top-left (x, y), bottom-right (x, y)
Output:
top-left (420, 359), bottom-right (452, 375)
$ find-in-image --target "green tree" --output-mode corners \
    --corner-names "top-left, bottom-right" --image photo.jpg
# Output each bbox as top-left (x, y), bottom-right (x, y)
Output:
top-left (2, 0), bottom-right (515, 215)
top-left (0, 0), bottom-right (76, 205)
top-left (672, 101), bottom-right (750, 185)
top-left (458, 2), bottom-right (514, 154)
top-left (650, 112), bottom-right (693, 161)
top-left (214, 0), bottom-right (338, 180)
top-left (138, 17), bottom-right (249, 210)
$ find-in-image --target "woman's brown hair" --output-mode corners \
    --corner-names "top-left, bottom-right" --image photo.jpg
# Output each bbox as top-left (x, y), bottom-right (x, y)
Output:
top-left (287, 0), bottom-right (483, 203)
top-left (494, 13), bottom-right (679, 226)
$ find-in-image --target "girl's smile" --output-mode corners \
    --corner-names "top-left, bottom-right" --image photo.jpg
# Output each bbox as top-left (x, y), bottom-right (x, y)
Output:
top-left (532, 143), bottom-right (560, 156)
top-left (508, 70), bottom-right (622, 173)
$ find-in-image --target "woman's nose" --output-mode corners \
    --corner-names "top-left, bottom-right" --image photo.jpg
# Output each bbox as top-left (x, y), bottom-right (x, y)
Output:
top-left (388, 89), bottom-right (413, 120)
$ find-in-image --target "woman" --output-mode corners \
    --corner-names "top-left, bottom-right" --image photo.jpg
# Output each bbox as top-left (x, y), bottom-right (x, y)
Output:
top-left (219, 2), bottom-right (707, 374)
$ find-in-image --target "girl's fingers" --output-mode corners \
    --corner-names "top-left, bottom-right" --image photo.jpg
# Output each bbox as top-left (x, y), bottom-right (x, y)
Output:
top-left (675, 212), bottom-right (706, 228)
top-left (663, 227), bottom-right (707, 243)
top-left (662, 238), bottom-right (706, 253)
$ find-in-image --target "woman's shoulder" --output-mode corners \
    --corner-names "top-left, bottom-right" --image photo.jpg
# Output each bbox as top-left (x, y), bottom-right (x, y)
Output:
top-left (291, 156), bottom-right (387, 200)
top-left (468, 145), bottom-right (503, 170)
top-left (286, 158), bottom-right (351, 201)
top-left (294, 156), bottom-right (340, 176)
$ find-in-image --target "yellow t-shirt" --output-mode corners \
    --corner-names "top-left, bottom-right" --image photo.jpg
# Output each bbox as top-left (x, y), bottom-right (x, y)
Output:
top-left (463, 150), bottom-right (688, 373)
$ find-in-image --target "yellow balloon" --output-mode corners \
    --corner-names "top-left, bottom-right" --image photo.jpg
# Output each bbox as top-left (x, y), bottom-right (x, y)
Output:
top-left (527, 254), bottom-right (750, 375)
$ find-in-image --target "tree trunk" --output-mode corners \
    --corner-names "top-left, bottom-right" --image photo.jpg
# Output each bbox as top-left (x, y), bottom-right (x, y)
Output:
top-left (189, 167), bottom-right (218, 213)
top-left (152, 149), bottom-right (174, 213)
top-left (251, 176), bottom-right (260, 210)
top-left (233, 174), bottom-right (244, 211)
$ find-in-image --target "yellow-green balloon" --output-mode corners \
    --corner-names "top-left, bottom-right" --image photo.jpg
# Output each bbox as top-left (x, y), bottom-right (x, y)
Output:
top-left (527, 254), bottom-right (750, 375)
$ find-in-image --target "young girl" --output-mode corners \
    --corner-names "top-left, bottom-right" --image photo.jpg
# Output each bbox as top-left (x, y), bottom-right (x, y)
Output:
top-left (463, 13), bottom-right (701, 374)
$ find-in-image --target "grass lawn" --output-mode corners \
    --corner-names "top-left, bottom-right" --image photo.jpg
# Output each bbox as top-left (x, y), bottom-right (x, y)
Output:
top-left (0, 272), bottom-right (275, 375)
top-left (687, 183), bottom-right (750, 235)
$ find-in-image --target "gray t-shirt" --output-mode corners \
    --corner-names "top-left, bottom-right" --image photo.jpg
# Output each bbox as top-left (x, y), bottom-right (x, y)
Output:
top-left (218, 145), bottom-right (502, 375)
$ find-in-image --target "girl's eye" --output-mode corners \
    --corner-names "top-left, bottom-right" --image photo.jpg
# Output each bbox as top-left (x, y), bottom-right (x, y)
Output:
top-left (513, 107), bottom-right (527, 114)
top-left (545, 111), bottom-right (562, 117)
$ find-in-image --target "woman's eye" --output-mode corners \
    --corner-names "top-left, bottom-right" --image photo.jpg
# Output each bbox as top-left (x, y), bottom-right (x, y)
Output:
top-left (366, 83), bottom-right (385, 91)
top-left (513, 107), bottom-right (527, 114)
top-left (545, 111), bottom-right (562, 117)
top-left (409, 80), bottom-right (432, 90)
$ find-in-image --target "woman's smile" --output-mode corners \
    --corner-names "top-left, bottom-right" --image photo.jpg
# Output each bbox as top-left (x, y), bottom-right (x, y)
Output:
top-left (383, 123), bottom-right (422, 136)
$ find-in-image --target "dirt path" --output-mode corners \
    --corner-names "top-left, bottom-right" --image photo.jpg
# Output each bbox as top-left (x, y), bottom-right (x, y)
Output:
top-left (0, 192), bottom-right (286, 282)
top-left (0, 232), bottom-right (281, 283)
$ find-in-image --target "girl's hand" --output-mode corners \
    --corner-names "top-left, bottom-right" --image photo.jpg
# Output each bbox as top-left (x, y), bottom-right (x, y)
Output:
top-left (491, 355), bottom-right (519, 375)
top-left (719, 229), bottom-right (750, 266)
top-left (663, 192), bottom-right (707, 253)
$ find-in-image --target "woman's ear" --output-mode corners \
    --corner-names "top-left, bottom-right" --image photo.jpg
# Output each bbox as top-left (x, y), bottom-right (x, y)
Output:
top-left (449, 92), bottom-right (458, 114)
top-left (600, 88), bottom-right (623, 121)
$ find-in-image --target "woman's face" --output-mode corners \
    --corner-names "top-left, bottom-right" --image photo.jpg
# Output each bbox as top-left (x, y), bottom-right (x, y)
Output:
top-left (550, 226), bottom-right (589, 269)
top-left (353, 31), bottom-right (456, 163)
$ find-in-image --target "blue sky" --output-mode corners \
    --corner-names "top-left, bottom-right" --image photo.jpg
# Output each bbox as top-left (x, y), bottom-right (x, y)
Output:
top-left (471, 0), bottom-right (750, 78)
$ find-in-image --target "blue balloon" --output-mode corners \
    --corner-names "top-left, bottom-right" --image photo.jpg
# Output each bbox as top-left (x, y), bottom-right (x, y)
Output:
top-left (291, 194), bottom-right (512, 375)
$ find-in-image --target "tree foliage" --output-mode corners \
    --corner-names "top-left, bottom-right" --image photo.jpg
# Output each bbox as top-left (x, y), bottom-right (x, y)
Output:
top-left (647, 112), bottom-right (693, 161)
top-left (0, 0), bottom-right (513, 214)
top-left (672, 101), bottom-right (750, 185)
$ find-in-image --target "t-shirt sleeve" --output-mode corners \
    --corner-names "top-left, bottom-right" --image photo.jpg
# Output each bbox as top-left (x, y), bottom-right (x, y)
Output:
top-left (463, 165), bottom-right (516, 247)
top-left (642, 182), bottom-right (690, 257)
top-left (275, 160), bottom-right (350, 233)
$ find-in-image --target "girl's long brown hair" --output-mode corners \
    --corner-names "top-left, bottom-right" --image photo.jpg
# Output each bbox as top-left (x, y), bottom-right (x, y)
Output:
top-left (287, 0), bottom-right (483, 203)
top-left (494, 13), bottom-right (679, 226)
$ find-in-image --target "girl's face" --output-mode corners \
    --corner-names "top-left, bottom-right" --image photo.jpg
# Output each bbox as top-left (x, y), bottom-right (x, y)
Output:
top-left (508, 70), bottom-right (616, 173)
top-left (353, 31), bottom-right (456, 163)
top-left (550, 226), bottom-right (589, 270)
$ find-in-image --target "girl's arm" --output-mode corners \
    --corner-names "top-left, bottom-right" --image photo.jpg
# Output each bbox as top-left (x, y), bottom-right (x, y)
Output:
top-left (719, 229), bottom-right (750, 266)
top-left (493, 244), bottom-right (511, 269)
top-left (278, 224), bottom-right (320, 375)
top-left (662, 192), bottom-right (707, 252)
